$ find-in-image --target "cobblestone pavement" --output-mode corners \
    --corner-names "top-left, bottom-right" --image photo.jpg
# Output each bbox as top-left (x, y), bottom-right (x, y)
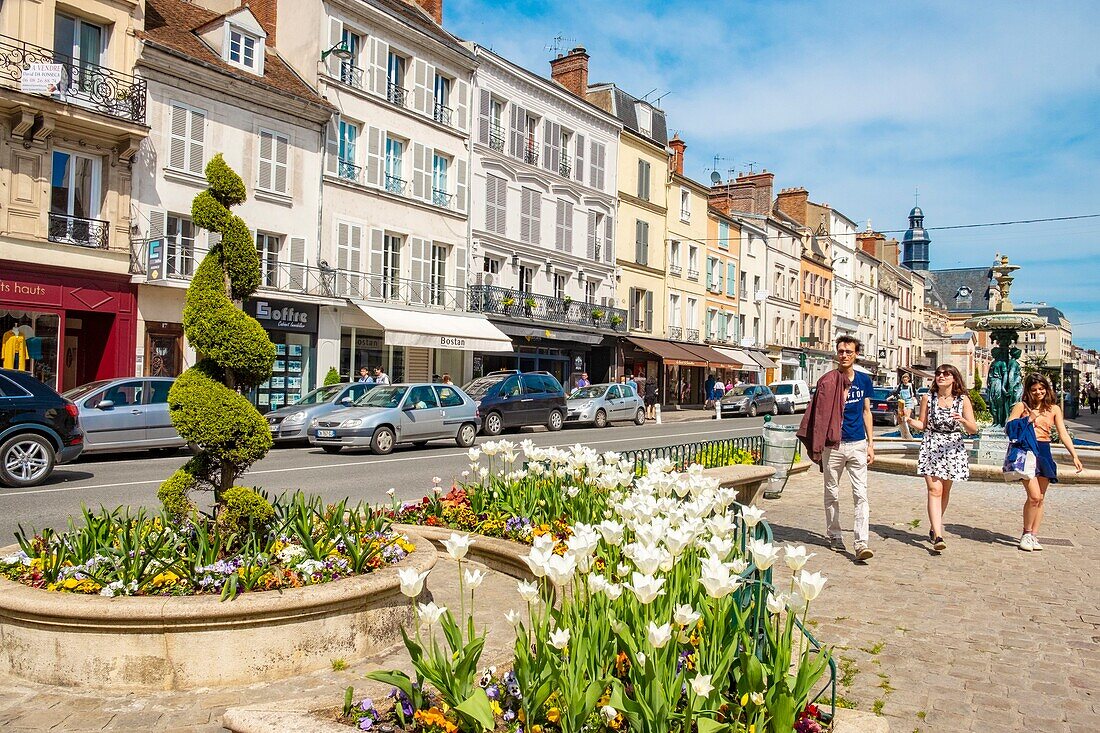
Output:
top-left (764, 468), bottom-right (1100, 733)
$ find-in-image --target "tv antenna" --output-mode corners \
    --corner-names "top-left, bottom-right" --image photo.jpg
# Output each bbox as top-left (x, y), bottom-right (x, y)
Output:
top-left (707, 155), bottom-right (734, 185)
top-left (653, 90), bottom-right (672, 107)
top-left (545, 34), bottom-right (576, 55)
top-left (742, 161), bottom-right (758, 173)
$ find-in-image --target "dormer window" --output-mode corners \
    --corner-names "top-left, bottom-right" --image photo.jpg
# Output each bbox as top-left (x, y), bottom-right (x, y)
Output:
top-left (635, 103), bottom-right (652, 138)
top-left (226, 26), bottom-right (263, 74)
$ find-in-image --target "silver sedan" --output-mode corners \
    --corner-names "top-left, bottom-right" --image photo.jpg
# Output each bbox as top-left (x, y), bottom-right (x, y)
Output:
top-left (63, 377), bottom-right (184, 454)
top-left (306, 383), bottom-right (480, 455)
top-left (266, 382), bottom-right (376, 442)
top-left (565, 384), bottom-right (646, 428)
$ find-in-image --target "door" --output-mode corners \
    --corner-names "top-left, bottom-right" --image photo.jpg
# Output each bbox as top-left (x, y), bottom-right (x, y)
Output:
top-left (496, 375), bottom-right (523, 427)
top-left (606, 385), bottom-right (627, 421)
top-left (519, 374), bottom-right (545, 425)
top-left (80, 380), bottom-right (147, 449)
top-left (145, 379), bottom-right (182, 446)
top-left (435, 385), bottom-right (468, 437)
top-left (399, 385), bottom-right (443, 440)
top-left (146, 329), bottom-right (183, 377)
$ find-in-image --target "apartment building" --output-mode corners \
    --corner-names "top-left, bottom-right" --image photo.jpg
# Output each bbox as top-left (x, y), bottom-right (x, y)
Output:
top-left (703, 205), bottom-right (746, 382)
top-left (0, 0), bottom-right (148, 390)
top-left (854, 246), bottom-right (881, 376)
top-left (466, 44), bottom-right (622, 385)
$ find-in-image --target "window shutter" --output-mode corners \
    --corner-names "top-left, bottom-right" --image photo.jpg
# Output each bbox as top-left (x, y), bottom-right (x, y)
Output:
top-left (485, 176), bottom-right (498, 234)
top-left (274, 133), bottom-right (288, 193)
top-left (706, 258), bottom-right (714, 289)
top-left (562, 202), bottom-right (573, 254)
top-left (455, 158), bottom-right (467, 214)
top-left (628, 287), bottom-right (636, 329)
top-left (453, 244), bottom-right (467, 308)
top-left (477, 89), bottom-right (491, 145)
top-left (371, 37), bottom-right (388, 97)
top-left (644, 290), bottom-right (653, 332)
top-left (520, 188), bottom-right (533, 243)
top-left (415, 61), bottom-right (432, 116)
top-left (368, 228), bottom-right (384, 298)
top-left (555, 200), bottom-right (566, 251)
top-left (542, 119), bottom-right (553, 171)
top-left (287, 236), bottom-right (307, 291)
top-left (258, 130), bottom-right (273, 190)
top-left (726, 263), bottom-right (736, 297)
top-left (187, 108), bottom-right (205, 175)
top-left (574, 133), bottom-right (585, 183)
top-left (454, 78), bottom-right (469, 132)
top-left (635, 219), bottom-right (648, 266)
top-left (169, 105), bottom-right (187, 170)
top-left (604, 214), bottom-right (613, 263)
top-left (336, 222), bottom-right (352, 296)
top-left (412, 143), bottom-right (428, 199)
top-left (637, 159), bottom-right (646, 199)
top-left (327, 18), bottom-right (342, 77)
top-left (366, 126), bottom-right (383, 186)
top-left (586, 211), bottom-right (597, 260)
top-left (325, 117), bottom-right (340, 175)
top-left (148, 209), bottom-right (167, 241)
top-left (509, 104), bottom-right (526, 158)
top-left (409, 237), bottom-right (427, 305)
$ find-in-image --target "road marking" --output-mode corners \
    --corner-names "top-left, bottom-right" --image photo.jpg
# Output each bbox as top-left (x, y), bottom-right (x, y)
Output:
top-left (0, 421), bottom-right (787, 498)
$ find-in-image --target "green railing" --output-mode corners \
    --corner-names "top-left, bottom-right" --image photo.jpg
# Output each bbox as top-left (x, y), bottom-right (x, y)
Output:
top-left (618, 435), bottom-right (764, 475)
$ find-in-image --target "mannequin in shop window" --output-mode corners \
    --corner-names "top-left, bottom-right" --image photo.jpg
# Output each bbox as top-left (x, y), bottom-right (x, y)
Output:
top-left (2, 324), bottom-right (30, 370)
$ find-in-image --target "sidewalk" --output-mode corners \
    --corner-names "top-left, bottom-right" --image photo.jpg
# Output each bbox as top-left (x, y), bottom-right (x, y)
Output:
top-left (1066, 406), bottom-right (1100, 444)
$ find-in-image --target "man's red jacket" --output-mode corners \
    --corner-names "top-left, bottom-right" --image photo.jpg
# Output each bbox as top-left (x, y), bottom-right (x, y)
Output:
top-left (796, 370), bottom-right (851, 469)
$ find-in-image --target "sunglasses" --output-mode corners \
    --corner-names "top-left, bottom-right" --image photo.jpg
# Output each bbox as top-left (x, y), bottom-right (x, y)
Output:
top-left (935, 371), bottom-right (953, 377)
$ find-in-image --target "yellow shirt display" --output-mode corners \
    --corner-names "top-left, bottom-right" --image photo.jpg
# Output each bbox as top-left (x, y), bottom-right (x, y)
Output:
top-left (2, 331), bottom-right (30, 370)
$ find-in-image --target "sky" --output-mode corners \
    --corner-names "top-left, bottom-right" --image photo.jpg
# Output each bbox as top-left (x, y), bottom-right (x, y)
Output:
top-left (445, 0), bottom-right (1100, 349)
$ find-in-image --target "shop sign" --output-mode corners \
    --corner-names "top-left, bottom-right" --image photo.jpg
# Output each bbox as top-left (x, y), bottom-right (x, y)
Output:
top-left (355, 336), bottom-right (383, 350)
top-left (246, 298), bottom-right (319, 334)
top-left (146, 238), bottom-right (167, 281)
top-left (0, 277), bottom-right (63, 306)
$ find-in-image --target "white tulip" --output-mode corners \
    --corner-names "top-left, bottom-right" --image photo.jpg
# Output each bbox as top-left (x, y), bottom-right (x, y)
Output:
top-left (690, 674), bottom-right (714, 698)
top-left (750, 692), bottom-right (765, 706)
top-left (636, 651), bottom-right (647, 667)
top-left (601, 705), bottom-right (618, 722)
top-left (467, 447), bottom-right (481, 462)
top-left (463, 568), bottom-right (487, 590)
top-left (549, 627), bottom-right (571, 649)
top-left (766, 592), bottom-right (785, 615)
top-left (588, 573), bottom-right (609, 594)
top-left (605, 583), bottom-right (623, 600)
top-left (597, 520), bottom-right (625, 545)
top-left (417, 601), bottom-right (446, 624)
top-left (442, 533), bottom-right (473, 562)
top-left (673, 603), bottom-right (701, 627)
top-left (625, 572), bottom-right (666, 605)
top-left (627, 543), bottom-right (664, 575)
top-left (663, 528), bottom-right (694, 556)
top-left (797, 570), bottom-right (827, 602)
top-left (741, 505), bottom-right (765, 528)
top-left (748, 539), bottom-right (780, 571)
top-left (784, 545), bottom-right (815, 572)
top-left (647, 622), bottom-right (672, 649)
top-left (616, 563), bottom-right (631, 577)
top-left (544, 553), bottom-right (577, 587)
top-left (729, 557), bottom-right (749, 575)
top-left (517, 580), bottom-right (540, 604)
top-left (699, 535), bottom-right (734, 560)
top-left (787, 589), bottom-right (809, 615)
top-left (532, 533), bottom-right (556, 552)
top-left (481, 442), bottom-right (499, 457)
top-left (504, 609), bottom-right (523, 626)
top-left (522, 547), bottom-right (552, 578)
top-left (386, 487), bottom-right (396, 498)
top-left (398, 568), bottom-right (430, 598)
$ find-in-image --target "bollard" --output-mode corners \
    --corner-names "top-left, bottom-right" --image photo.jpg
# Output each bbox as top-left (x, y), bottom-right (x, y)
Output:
top-left (655, 403), bottom-right (662, 424)
top-left (714, 400), bottom-right (722, 421)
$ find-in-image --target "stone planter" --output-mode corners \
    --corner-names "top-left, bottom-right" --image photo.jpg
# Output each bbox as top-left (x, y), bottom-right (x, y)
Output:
top-left (0, 529), bottom-right (435, 690)
top-left (699, 464), bottom-right (776, 505)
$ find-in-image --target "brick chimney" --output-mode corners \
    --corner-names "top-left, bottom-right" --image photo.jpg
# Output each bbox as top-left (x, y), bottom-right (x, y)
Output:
top-left (736, 171), bottom-right (774, 216)
top-left (709, 181), bottom-right (754, 216)
top-left (775, 187), bottom-right (809, 225)
top-left (549, 47), bottom-right (589, 99)
top-left (669, 135), bottom-right (686, 176)
top-left (882, 237), bottom-right (900, 266)
top-left (856, 230), bottom-right (887, 258)
top-left (242, 0), bottom-right (277, 43)
top-left (401, 0), bottom-right (443, 24)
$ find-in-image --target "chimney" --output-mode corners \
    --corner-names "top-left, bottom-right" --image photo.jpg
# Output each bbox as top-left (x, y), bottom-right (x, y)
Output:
top-left (401, 0), bottom-right (443, 24)
top-left (242, 0), bottom-right (277, 43)
top-left (708, 181), bottom-right (755, 216)
top-left (669, 135), bottom-right (686, 176)
top-left (856, 230), bottom-right (887, 258)
top-left (549, 46), bottom-right (589, 99)
top-left (775, 187), bottom-right (809, 225)
top-left (883, 237), bottom-right (900, 266)
top-left (734, 170), bottom-right (774, 216)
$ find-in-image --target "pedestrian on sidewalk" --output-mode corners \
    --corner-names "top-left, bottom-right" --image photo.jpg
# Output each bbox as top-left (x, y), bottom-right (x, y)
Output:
top-left (644, 378), bottom-right (658, 420)
top-left (901, 364), bottom-right (977, 553)
top-left (1008, 373), bottom-right (1083, 552)
top-left (892, 372), bottom-right (918, 440)
top-left (797, 335), bottom-right (876, 562)
top-left (705, 373), bottom-right (716, 403)
top-left (1086, 381), bottom-right (1098, 415)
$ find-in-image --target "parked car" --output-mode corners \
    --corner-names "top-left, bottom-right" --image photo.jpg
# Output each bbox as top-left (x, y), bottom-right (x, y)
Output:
top-left (719, 384), bottom-right (777, 417)
top-left (306, 383), bottom-right (480, 455)
top-left (768, 380), bottom-right (811, 414)
top-left (566, 384), bottom-right (646, 427)
top-left (0, 368), bottom-right (83, 487)
top-left (63, 377), bottom-right (184, 454)
top-left (266, 382), bottom-right (376, 442)
top-left (462, 371), bottom-right (567, 436)
top-left (869, 387), bottom-right (900, 426)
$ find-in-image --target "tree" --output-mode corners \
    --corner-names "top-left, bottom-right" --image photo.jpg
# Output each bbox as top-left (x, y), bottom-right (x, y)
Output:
top-left (158, 155), bottom-right (276, 518)
top-left (323, 367), bottom-right (342, 386)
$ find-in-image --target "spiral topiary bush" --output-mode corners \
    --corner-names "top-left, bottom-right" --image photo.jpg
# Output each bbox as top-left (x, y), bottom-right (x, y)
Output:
top-left (159, 154), bottom-right (276, 516)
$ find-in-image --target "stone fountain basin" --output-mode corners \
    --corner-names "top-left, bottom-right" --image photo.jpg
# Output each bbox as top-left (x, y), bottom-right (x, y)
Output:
top-left (872, 437), bottom-right (1100, 483)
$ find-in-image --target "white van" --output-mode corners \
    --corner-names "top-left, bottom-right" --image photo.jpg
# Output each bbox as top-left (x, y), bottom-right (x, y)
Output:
top-left (768, 380), bottom-right (811, 414)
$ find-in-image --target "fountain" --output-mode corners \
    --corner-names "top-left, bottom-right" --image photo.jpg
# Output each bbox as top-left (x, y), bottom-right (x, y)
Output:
top-left (963, 255), bottom-right (1047, 464)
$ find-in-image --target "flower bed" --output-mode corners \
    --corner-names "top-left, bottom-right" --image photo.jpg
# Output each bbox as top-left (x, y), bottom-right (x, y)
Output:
top-left (356, 441), bottom-right (833, 733)
top-left (0, 493), bottom-right (410, 599)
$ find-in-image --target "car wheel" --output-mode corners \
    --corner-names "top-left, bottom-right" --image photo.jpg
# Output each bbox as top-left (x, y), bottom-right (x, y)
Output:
top-left (371, 426), bottom-right (396, 455)
top-left (594, 409), bottom-right (608, 428)
top-left (483, 412), bottom-right (503, 436)
top-left (0, 433), bottom-right (56, 488)
top-left (771, 402), bottom-right (779, 416)
top-left (456, 423), bottom-right (477, 448)
top-left (321, 446), bottom-right (343, 455)
top-left (547, 409), bottom-right (564, 432)
top-left (748, 403), bottom-right (758, 418)
top-left (634, 408), bottom-right (646, 426)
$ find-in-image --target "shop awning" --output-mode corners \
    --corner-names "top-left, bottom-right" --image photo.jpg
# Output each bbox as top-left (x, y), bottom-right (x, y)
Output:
top-left (714, 347), bottom-right (758, 370)
top-left (746, 350), bottom-right (780, 370)
top-left (679, 343), bottom-right (742, 369)
top-left (625, 336), bottom-right (707, 367)
top-left (353, 304), bottom-right (512, 352)
top-left (900, 365), bottom-right (935, 379)
top-left (493, 322), bottom-right (606, 346)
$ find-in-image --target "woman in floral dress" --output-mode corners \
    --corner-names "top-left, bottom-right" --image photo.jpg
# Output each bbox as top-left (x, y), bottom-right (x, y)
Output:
top-left (902, 364), bottom-right (977, 553)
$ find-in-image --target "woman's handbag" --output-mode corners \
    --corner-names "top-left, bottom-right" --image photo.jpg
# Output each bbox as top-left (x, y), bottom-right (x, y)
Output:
top-left (1002, 445), bottom-right (1037, 482)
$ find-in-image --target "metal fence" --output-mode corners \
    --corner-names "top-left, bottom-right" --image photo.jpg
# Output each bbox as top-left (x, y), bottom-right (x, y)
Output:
top-left (618, 434), bottom-right (765, 474)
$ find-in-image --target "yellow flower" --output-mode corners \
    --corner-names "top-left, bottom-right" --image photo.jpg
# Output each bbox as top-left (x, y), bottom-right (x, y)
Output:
top-left (740, 693), bottom-right (749, 707)
top-left (546, 708), bottom-right (560, 724)
top-left (151, 571), bottom-right (180, 587)
top-left (490, 700), bottom-right (503, 717)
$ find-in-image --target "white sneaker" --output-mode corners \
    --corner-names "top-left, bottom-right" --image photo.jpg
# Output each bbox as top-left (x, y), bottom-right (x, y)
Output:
top-left (1018, 533), bottom-right (1035, 552)
top-left (1030, 535), bottom-right (1044, 551)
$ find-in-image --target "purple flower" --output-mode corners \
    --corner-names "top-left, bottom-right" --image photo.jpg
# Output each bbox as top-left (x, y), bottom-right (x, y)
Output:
top-left (503, 709), bottom-right (516, 722)
top-left (359, 719), bottom-right (373, 730)
top-left (485, 684), bottom-right (500, 700)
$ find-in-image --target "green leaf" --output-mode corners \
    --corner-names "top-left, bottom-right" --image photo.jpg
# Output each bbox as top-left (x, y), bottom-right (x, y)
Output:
top-left (696, 717), bottom-right (729, 733)
top-left (365, 669), bottom-right (416, 702)
top-left (454, 687), bottom-right (495, 732)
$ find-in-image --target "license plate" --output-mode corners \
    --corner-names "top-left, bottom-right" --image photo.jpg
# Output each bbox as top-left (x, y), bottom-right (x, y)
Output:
top-left (269, 424), bottom-right (278, 432)
top-left (317, 429), bottom-right (336, 438)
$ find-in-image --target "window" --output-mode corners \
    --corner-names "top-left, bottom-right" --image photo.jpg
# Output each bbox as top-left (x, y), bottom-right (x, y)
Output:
top-left (524, 114), bottom-right (539, 164)
top-left (668, 293), bottom-right (681, 328)
top-left (483, 257), bottom-right (500, 274)
top-left (753, 276), bottom-right (761, 298)
top-left (585, 280), bottom-right (596, 305)
top-left (718, 221), bottom-right (730, 250)
top-left (166, 214), bottom-right (195, 277)
top-left (49, 150), bottom-right (103, 246)
top-left (337, 119), bottom-right (359, 181)
top-left (385, 136), bottom-right (406, 194)
top-left (739, 315), bottom-right (746, 341)
top-left (706, 257), bottom-right (718, 291)
top-left (634, 219), bottom-right (649, 265)
top-left (387, 52), bottom-right (407, 106)
top-left (726, 262), bottom-right (736, 297)
top-left (228, 27), bottom-right (259, 71)
top-left (739, 271), bottom-right (747, 299)
top-left (435, 385), bottom-right (465, 407)
top-left (554, 273), bottom-right (566, 301)
top-left (636, 103), bottom-right (652, 138)
top-left (680, 188), bottom-right (690, 221)
top-left (519, 265), bottom-right (534, 293)
top-left (637, 159), bottom-right (651, 200)
top-left (558, 129), bottom-right (571, 177)
top-left (169, 104), bottom-right (205, 175)
top-left (433, 72), bottom-right (452, 125)
top-left (53, 14), bottom-right (103, 97)
top-left (488, 99), bottom-right (505, 151)
top-left (708, 308), bottom-right (719, 339)
top-left (255, 232), bottom-right (281, 288)
top-left (687, 245), bottom-right (699, 280)
top-left (485, 175), bottom-right (507, 235)
top-left (339, 28), bottom-right (363, 87)
top-left (686, 298), bottom-right (698, 335)
top-left (669, 240), bottom-right (681, 275)
top-left (520, 188), bottom-right (541, 244)
top-left (257, 130), bottom-right (289, 194)
top-left (430, 243), bottom-right (447, 306)
top-left (629, 288), bottom-right (652, 331)
top-left (405, 385), bottom-right (438, 410)
top-left (432, 153), bottom-right (450, 207)
top-left (382, 233), bottom-right (402, 299)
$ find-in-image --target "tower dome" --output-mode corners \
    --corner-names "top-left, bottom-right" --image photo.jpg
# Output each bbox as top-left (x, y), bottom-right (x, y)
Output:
top-left (902, 205), bottom-right (930, 270)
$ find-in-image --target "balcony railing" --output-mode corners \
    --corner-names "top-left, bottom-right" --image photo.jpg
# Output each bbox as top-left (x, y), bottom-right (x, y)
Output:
top-left (432, 188), bottom-right (453, 208)
top-left (387, 82), bottom-right (407, 107)
top-left (0, 34), bottom-right (147, 124)
top-left (337, 159), bottom-right (361, 183)
top-left (687, 269), bottom-right (700, 281)
top-left (339, 63), bottom-right (365, 89)
top-left (593, 239), bottom-right (602, 261)
top-left (523, 144), bottom-right (539, 166)
top-left (48, 212), bottom-right (109, 249)
top-left (468, 284), bottom-right (627, 332)
top-left (385, 174), bottom-right (408, 195)
top-left (433, 102), bottom-right (452, 126)
top-left (488, 123), bottom-right (505, 152)
top-left (669, 264), bottom-right (682, 277)
top-left (686, 328), bottom-right (700, 342)
top-left (559, 157), bottom-right (571, 178)
top-left (133, 243), bottom-right (469, 311)
top-left (669, 326), bottom-right (683, 340)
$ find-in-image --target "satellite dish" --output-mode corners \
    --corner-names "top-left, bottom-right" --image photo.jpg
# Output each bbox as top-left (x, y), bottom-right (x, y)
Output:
top-left (710, 170), bottom-right (722, 184)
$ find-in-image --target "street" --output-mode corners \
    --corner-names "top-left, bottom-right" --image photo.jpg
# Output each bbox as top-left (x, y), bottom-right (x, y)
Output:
top-left (0, 414), bottom-right (801, 541)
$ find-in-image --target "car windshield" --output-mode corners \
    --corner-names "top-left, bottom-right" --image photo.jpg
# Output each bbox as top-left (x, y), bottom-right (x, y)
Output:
top-left (63, 380), bottom-right (114, 400)
top-left (772, 384), bottom-right (793, 395)
top-left (570, 386), bottom-right (607, 399)
top-left (292, 385), bottom-right (343, 405)
top-left (462, 377), bottom-right (499, 398)
top-left (873, 388), bottom-right (893, 401)
top-left (728, 385), bottom-right (753, 397)
top-left (356, 385), bottom-right (408, 408)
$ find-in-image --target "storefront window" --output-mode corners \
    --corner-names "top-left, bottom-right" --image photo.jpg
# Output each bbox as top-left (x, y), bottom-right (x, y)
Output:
top-left (1, 310), bottom-right (61, 390)
top-left (340, 329), bottom-right (406, 383)
top-left (256, 331), bottom-right (314, 410)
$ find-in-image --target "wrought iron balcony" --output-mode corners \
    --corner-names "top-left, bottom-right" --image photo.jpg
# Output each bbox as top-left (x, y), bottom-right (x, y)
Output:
top-left (48, 213), bottom-right (109, 248)
top-left (433, 102), bottom-right (452, 126)
top-left (669, 264), bottom-right (682, 277)
top-left (432, 188), bottom-right (453, 208)
top-left (339, 63), bottom-right (364, 89)
top-left (488, 124), bottom-right (505, 152)
top-left (669, 326), bottom-right (683, 340)
top-left (523, 143), bottom-right (539, 166)
top-left (0, 34), bottom-right (147, 124)
top-left (559, 157), bottom-right (571, 178)
top-left (594, 240), bottom-right (602, 261)
top-left (387, 81), bottom-right (407, 107)
top-left (337, 159), bottom-right (361, 182)
top-left (468, 284), bottom-right (627, 332)
top-left (686, 328), bottom-right (701, 342)
top-left (385, 174), bottom-right (408, 195)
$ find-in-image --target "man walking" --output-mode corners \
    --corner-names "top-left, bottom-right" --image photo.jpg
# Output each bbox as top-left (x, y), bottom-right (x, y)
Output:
top-left (372, 366), bottom-right (390, 385)
top-left (799, 336), bottom-right (875, 562)
top-left (358, 367), bottom-right (372, 384)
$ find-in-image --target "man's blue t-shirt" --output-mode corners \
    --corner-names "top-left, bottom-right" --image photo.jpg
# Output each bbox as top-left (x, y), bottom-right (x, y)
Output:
top-left (842, 371), bottom-right (874, 442)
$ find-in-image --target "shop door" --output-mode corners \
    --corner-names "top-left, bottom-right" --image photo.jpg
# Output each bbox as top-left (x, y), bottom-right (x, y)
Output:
top-left (146, 330), bottom-right (183, 377)
top-left (519, 356), bottom-right (538, 374)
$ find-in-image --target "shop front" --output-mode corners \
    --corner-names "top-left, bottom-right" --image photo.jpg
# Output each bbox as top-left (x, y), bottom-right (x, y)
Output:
top-left (244, 297), bottom-right (319, 411)
top-left (0, 263), bottom-right (136, 392)
top-left (714, 347), bottom-right (763, 386)
top-left (474, 322), bottom-right (612, 390)
top-left (621, 336), bottom-right (708, 407)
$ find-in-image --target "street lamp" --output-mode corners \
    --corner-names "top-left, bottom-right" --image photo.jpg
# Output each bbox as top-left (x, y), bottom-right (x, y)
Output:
top-left (321, 42), bottom-right (353, 62)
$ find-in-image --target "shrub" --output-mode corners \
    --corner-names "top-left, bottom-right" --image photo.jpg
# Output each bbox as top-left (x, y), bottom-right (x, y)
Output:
top-left (969, 387), bottom-right (988, 417)
top-left (323, 367), bottom-right (341, 386)
top-left (217, 486), bottom-right (275, 533)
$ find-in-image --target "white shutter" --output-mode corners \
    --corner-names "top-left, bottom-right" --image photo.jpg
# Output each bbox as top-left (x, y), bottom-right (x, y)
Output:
top-left (454, 79), bottom-right (469, 132)
top-left (366, 126), bottom-right (384, 186)
top-left (336, 223), bottom-right (352, 296)
top-left (327, 18), bottom-right (343, 77)
top-left (409, 237), bottom-right (428, 305)
top-left (509, 104), bottom-right (525, 158)
top-left (604, 214), bottom-right (613, 263)
top-left (574, 133), bottom-right (585, 183)
top-left (586, 210), bottom-right (597, 260)
top-left (169, 105), bottom-right (187, 170)
top-left (325, 117), bottom-right (340, 175)
top-left (148, 209), bottom-right (167, 241)
top-left (369, 228), bottom-right (384, 299)
top-left (287, 236), bottom-right (307, 291)
top-left (257, 131), bottom-right (273, 190)
top-left (555, 200), bottom-right (573, 253)
top-left (187, 108), bottom-right (205, 175)
top-left (274, 133), bottom-right (288, 194)
top-left (412, 59), bottom-right (429, 115)
top-left (477, 88), bottom-right (491, 145)
top-left (371, 37), bottom-right (389, 97)
top-left (412, 143), bottom-right (429, 199)
top-left (454, 243), bottom-right (467, 309)
top-left (455, 158), bottom-right (467, 214)
top-left (589, 140), bottom-right (605, 189)
top-left (543, 119), bottom-right (555, 172)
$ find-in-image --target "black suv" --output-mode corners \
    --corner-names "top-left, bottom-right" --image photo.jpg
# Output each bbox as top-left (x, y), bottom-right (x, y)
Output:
top-left (462, 371), bottom-right (567, 436)
top-left (0, 368), bottom-right (84, 487)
